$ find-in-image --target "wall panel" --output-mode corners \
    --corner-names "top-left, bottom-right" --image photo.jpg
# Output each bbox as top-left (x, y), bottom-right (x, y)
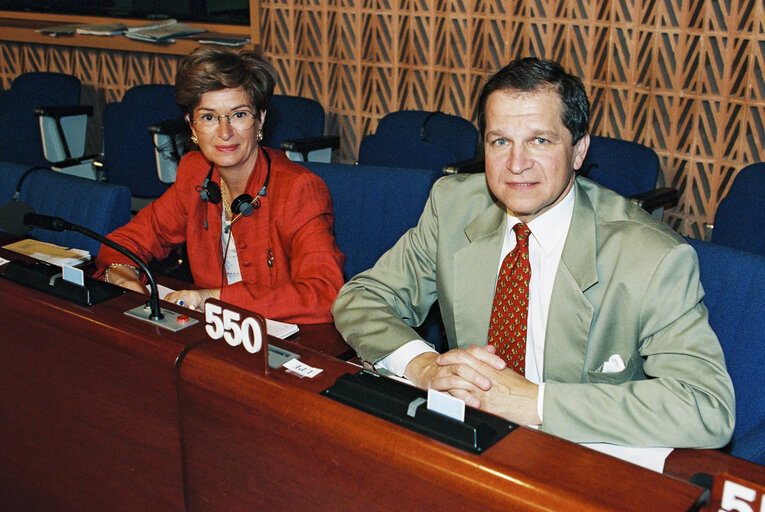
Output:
top-left (2, 0), bottom-right (765, 236)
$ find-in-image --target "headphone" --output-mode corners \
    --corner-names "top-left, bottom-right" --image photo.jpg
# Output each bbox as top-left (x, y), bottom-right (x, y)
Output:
top-left (197, 147), bottom-right (272, 232)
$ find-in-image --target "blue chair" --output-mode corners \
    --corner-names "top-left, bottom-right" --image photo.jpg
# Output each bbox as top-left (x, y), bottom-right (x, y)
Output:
top-left (686, 237), bottom-right (765, 464)
top-left (0, 72), bottom-right (82, 168)
top-left (100, 84), bottom-right (184, 206)
top-left (303, 161), bottom-right (444, 347)
top-left (357, 110), bottom-right (479, 173)
top-left (710, 162), bottom-right (765, 257)
top-left (0, 162), bottom-right (131, 256)
top-left (263, 94), bottom-right (339, 162)
top-left (578, 135), bottom-right (678, 214)
top-left (303, 161), bottom-right (441, 279)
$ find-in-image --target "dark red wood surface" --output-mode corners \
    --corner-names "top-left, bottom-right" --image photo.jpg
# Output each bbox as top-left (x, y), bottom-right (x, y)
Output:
top-left (0, 271), bottom-right (194, 511)
top-left (175, 337), bottom-right (707, 511)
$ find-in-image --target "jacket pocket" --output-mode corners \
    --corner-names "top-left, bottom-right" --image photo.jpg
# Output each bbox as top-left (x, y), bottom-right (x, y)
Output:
top-left (586, 355), bottom-right (638, 384)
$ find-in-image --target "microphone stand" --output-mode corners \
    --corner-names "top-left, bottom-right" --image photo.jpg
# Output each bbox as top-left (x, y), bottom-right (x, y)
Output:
top-left (67, 222), bottom-right (163, 321)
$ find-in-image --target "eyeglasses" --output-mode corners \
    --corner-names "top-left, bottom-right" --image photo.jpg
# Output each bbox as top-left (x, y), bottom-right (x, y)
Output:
top-left (192, 110), bottom-right (258, 133)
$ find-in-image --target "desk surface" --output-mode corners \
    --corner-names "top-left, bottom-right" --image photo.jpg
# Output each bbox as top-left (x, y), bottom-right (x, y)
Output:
top-left (0, 247), bottom-right (762, 511)
top-left (0, 15), bottom-right (256, 56)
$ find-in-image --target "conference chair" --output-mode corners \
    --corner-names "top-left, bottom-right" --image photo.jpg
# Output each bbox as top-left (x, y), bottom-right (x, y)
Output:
top-left (685, 237), bottom-right (765, 465)
top-left (708, 162), bottom-right (765, 257)
top-left (99, 84), bottom-right (184, 210)
top-left (302, 160), bottom-right (444, 348)
top-left (357, 110), bottom-right (480, 173)
top-left (263, 94), bottom-right (339, 162)
top-left (578, 135), bottom-right (678, 215)
top-left (0, 72), bottom-right (83, 168)
top-left (0, 161), bottom-right (131, 256)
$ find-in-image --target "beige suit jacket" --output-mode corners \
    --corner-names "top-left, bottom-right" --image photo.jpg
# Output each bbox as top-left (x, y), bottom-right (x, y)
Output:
top-left (332, 173), bottom-right (735, 448)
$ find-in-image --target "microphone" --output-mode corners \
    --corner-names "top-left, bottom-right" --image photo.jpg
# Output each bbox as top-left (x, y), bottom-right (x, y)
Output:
top-left (0, 200), bottom-right (35, 237)
top-left (18, 210), bottom-right (164, 321)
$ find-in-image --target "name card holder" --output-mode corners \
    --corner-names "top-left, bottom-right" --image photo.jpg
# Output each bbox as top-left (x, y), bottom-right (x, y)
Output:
top-left (322, 370), bottom-right (516, 454)
top-left (204, 299), bottom-right (269, 374)
top-left (711, 472), bottom-right (765, 512)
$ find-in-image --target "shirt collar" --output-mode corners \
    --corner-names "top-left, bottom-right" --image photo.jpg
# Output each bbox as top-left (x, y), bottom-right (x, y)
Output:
top-left (505, 184), bottom-right (576, 255)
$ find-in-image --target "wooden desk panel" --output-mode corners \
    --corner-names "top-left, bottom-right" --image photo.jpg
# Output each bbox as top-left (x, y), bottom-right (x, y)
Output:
top-left (176, 339), bottom-right (707, 511)
top-left (0, 275), bottom-right (203, 511)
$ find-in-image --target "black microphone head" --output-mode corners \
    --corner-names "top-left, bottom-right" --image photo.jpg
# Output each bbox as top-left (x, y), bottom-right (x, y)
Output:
top-left (0, 200), bottom-right (35, 237)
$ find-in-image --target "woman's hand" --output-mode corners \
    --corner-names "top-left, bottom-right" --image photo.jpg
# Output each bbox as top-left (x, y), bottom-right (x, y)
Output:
top-left (105, 264), bottom-right (147, 295)
top-left (165, 288), bottom-right (221, 310)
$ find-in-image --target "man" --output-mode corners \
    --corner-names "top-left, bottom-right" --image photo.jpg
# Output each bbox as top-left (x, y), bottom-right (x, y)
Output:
top-left (332, 57), bottom-right (735, 448)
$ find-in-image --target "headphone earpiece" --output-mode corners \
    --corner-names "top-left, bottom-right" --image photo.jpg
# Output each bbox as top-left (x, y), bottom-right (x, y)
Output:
top-left (199, 163), bottom-right (221, 204)
top-left (231, 194), bottom-right (259, 217)
top-left (200, 178), bottom-right (221, 204)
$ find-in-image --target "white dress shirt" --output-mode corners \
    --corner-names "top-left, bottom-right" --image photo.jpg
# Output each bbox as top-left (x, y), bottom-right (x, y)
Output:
top-left (377, 184), bottom-right (576, 422)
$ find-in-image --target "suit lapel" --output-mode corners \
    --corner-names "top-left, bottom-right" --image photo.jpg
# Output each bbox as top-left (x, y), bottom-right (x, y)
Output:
top-left (452, 201), bottom-right (506, 349)
top-left (544, 180), bottom-right (598, 381)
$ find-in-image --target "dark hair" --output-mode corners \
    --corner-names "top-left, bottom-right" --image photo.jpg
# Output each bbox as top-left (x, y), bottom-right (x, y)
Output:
top-left (476, 57), bottom-right (590, 145)
top-left (174, 47), bottom-right (277, 117)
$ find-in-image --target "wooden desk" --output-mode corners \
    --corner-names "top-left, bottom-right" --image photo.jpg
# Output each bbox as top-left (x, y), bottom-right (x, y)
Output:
top-left (0, 13), bottom-right (257, 56)
top-left (0, 247), bottom-right (761, 511)
top-left (0, 266), bottom-right (195, 511)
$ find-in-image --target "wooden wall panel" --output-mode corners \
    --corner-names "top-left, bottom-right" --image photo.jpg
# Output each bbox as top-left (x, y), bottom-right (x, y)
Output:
top-left (2, 0), bottom-right (765, 236)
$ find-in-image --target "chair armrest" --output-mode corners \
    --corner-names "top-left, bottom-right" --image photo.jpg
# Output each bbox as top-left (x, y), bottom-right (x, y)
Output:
top-left (443, 156), bottom-right (484, 174)
top-left (148, 118), bottom-right (190, 137)
top-left (34, 105), bottom-right (94, 163)
top-left (281, 135), bottom-right (340, 162)
top-left (629, 187), bottom-right (678, 213)
top-left (149, 120), bottom-right (191, 184)
top-left (34, 105), bottom-right (94, 118)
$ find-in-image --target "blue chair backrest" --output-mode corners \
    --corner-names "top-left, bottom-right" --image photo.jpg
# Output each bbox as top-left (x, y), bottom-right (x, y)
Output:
top-left (580, 135), bottom-right (661, 197)
top-left (686, 237), bottom-right (765, 464)
top-left (0, 72), bottom-right (81, 168)
top-left (301, 161), bottom-right (441, 280)
top-left (0, 162), bottom-right (131, 256)
top-left (358, 110), bottom-right (479, 172)
top-left (711, 162), bottom-right (765, 257)
top-left (102, 84), bottom-right (183, 198)
top-left (261, 95), bottom-right (326, 149)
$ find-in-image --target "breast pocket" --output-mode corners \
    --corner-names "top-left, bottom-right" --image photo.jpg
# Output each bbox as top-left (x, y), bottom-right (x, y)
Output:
top-left (586, 355), bottom-right (639, 384)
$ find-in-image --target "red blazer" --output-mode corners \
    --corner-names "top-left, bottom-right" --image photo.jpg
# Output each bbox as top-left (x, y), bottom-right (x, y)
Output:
top-left (95, 148), bottom-right (345, 324)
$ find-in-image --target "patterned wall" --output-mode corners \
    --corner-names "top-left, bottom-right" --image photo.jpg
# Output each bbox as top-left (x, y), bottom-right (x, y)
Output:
top-left (2, 0), bottom-right (765, 237)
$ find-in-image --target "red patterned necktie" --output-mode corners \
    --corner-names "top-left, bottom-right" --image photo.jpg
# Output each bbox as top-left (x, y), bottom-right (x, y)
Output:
top-left (487, 223), bottom-right (531, 375)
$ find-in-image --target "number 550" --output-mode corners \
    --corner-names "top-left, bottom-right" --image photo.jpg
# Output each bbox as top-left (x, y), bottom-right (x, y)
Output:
top-left (204, 302), bottom-right (263, 354)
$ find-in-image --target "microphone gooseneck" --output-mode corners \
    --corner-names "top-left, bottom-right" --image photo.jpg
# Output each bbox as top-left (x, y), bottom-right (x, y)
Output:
top-left (22, 212), bottom-right (164, 321)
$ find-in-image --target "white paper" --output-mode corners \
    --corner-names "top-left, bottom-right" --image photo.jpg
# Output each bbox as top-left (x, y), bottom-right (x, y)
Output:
top-left (580, 443), bottom-right (673, 473)
top-left (62, 264), bottom-right (84, 286)
top-left (3, 239), bottom-right (90, 267)
top-left (427, 388), bottom-right (465, 422)
top-left (283, 358), bottom-right (323, 378)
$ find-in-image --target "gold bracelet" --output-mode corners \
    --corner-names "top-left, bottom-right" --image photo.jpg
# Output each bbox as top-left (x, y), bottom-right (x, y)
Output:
top-left (104, 263), bottom-right (140, 283)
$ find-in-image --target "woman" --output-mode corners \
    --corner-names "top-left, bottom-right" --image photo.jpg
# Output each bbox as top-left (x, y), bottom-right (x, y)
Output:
top-left (95, 47), bottom-right (345, 324)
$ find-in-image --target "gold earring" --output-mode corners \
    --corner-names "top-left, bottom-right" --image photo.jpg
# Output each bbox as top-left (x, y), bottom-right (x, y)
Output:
top-left (257, 129), bottom-right (263, 142)
top-left (190, 132), bottom-right (199, 144)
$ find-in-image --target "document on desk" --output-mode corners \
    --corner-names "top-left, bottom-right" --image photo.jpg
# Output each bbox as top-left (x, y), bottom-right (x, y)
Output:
top-left (580, 443), bottom-right (673, 473)
top-left (3, 239), bottom-right (90, 267)
top-left (157, 284), bottom-right (299, 339)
